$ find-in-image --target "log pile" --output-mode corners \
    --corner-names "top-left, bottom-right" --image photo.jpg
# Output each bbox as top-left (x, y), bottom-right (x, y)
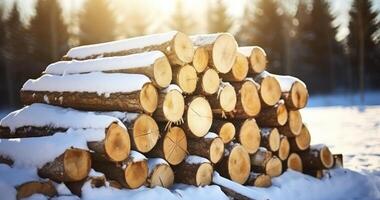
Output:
top-left (0, 31), bottom-right (342, 199)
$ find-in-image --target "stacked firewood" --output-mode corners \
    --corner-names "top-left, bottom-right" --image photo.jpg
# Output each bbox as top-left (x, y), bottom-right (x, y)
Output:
top-left (0, 31), bottom-right (342, 199)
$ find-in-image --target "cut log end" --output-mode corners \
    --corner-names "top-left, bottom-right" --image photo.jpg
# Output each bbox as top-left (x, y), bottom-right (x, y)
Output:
top-left (277, 102), bottom-right (288, 126)
top-left (260, 76), bottom-right (281, 106)
top-left (163, 127), bottom-right (187, 165)
top-left (162, 89), bottom-right (185, 122)
top-left (267, 128), bottom-right (280, 152)
top-left (287, 153), bottom-right (303, 172)
top-left (219, 84), bottom-right (237, 113)
top-left (105, 123), bottom-right (131, 162)
top-left (140, 83), bottom-right (159, 114)
top-left (153, 56), bottom-right (172, 88)
top-left (291, 125), bottom-right (311, 151)
top-left (176, 65), bottom-right (198, 94)
top-left (320, 146), bottom-right (334, 169)
top-left (230, 52), bottom-right (249, 81)
top-left (16, 181), bottom-right (57, 200)
top-left (149, 164), bottom-right (174, 188)
top-left (212, 34), bottom-right (237, 74)
top-left (266, 156), bottom-right (282, 177)
top-left (209, 137), bottom-right (225, 164)
top-left (249, 46), bottom-right (267, 74)
top-left (187, 97), bottom-right (213, 137)
top-left (193, 47), bottom-right (209, 73)
top-left (288, 81), bottom-right (309, 110)
top-left (196, 163), bottom-right (214, 186)
top-left (132, 114), bottom-right (159, 153)
top-left (288, 110), bottom-right (303, 137)
top-left (278, 136), bottom-right (290, 161)
top-left (239, 119), bottom-right (261, 154)
top-left (219, 122), bottom-right (235, 144)
top-left (246, 173), bottom-right (271, 188)
top-left (173, 32), bottom-right (194, 64)
top-left (64, 149), bottom-right (91, 182)
top-left (124, 160), bottom-right (149, 189)
top-left (228, 145), bottom-right (251, 184)
top-left (201, 68), bottom-right (220, 95)
top-left (240, 80), bottom-right (261, 116)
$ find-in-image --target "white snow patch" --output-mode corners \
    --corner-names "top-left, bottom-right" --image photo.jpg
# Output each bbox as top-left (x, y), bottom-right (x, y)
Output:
top-left (0, 164), bottom-right (40, 187)
top-left (66, 31), bottom-right (178, 59)
top-left (88, 169), bottom-right (104, 177)
top-left (185, 155), bottom-right (210, 164)
top-left (238, 46), bottom-right (267, 57)
top-left (204, 132), bottom-right (218, 139)
top-left (162, 84), bottom-right (182, 94)
top-left (147, 158), bottom-right (168, 175)
top-left (22, 193), bottom-right (48, 200)
top-left (22, 72), bottom-right (151, 95)
top-left (256, 71), bottom-right (306, 92)
top-left (129, 151), bottom-right (147, 162)
top-left (191, 33), bottom-right (233, 46)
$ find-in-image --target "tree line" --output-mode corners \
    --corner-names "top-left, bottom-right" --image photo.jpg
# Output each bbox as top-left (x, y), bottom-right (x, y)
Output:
top-left (0, 0), bottom-right (379, 108)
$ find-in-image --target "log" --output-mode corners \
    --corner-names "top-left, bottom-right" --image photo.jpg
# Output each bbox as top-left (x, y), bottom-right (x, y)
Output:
top-left (45, 51), bottom-right (172, 89)
top-left (255, 100), bottom-right (288, 127)
top-left (146, 158), bottom-right (174, 188)
top-left (192, 46), bottom-right (209, 73)
top-left (278, 110), bottom-right (303, 137)
top-left (195, 68), bottom-right (220, 96)
top-left (245, 173), bottom-right (272, 188)
top-left (217, 185), bottom-right (251, 200)
top-left (63, 31), bottom-right (194, 66)
top-left (91, 151), bottom-right (148, 189)
top-left (182, 96), bottom-right (213, 138)
top-left (250, 147), bottom-right (282, 177)
top-left (254, 72), bottom-right (281, 107)
top-left (284, 153), bottom-right (303, 172)
top-left (231, 78), bottom-right (261, 118)
top-left (172, 64), bottom-right (198, 94)
top-left (126, 114), bottom-right (159, 153)
top-left (187, 132), bottom-right (225, 164)
top-left (209, 120), bottom-right (235, 144)
top-left (20, 73), bottom-right (158, 114)
top-left (275, 135), bottom-right (290, 161)
top-left (38, 148), bottom-right (91, 182)
top-left (239, 46), bottom-right (267, 74)
top-left (289, 124), bottom-right (311, 151)
top-left (65, 170), bottom-right (106, 197)
top-left (191, 33), bottom-right (237, 74)
top-left (147, 126), bottom-right (187, 165)
top-left (220, 52), bottom-right (249, 82)
top-left (260, 128), bottom-right (280, 152)
top-left (153, 85), bottom-right (185, 123)
top-left (333, 154), bottom-right (343, 168)
top-left (16, 181), bottom-right (57, 200)
top-left (216, 143), bottom-right (251, 184)
top-left (209, 82), bottom-right (237, 116)
top-left (234, 118), bottom-right (261, 154)
top-left (299, 145), bottom-right (334, 170)
top-left (174, 156), bottom-right (213, 186)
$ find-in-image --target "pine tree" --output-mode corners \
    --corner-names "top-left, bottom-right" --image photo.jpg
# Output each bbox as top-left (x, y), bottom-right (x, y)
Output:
top-left (79, 0), bottom-right (117, 45)
top-left (0, 5), bottom-right (7, 106)
top-left (348, 0), bottom-right (380, 91)
top-left (29, 0), bottom-right (69, 71)
top-left (170, 0), bottom-right (196, 34)
top-left (207, 0), bottom-right (232, 33)
top-left (236, 0), bottom-right (287, 74)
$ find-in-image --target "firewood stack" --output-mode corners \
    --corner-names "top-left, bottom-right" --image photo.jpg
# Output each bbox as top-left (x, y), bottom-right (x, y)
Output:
top-left (0, 31), bottom-right (342, 199)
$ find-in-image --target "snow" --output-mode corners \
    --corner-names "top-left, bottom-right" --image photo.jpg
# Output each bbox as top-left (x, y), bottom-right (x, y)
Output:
top-left (95, 111), bottom-right (139, 123)
top-left (66, 31), bottom-right (178, 59)
top-left (238, 46), bottom-right (267, 57)
top-left (190, 33), bottom-right (233, 46)
top-left (204, 132), bottom-right (218, 139)
top-left (44, 51), bottom-right (165, 75)
top-left (22, 72), bottom-right (151, 95)
top-left (162, 84), bottom-right (182, 94)
top-left (0, 164), bottom-right (40, 187)
top-left (256, 71), bottom-right (306, 92)
top-left (88, 169), bottom-right (104, 178)
top-left (307, 91), bottom-right (380, 107)
top-left (147, 158), bottom-right (168, 175)
top-left (22, 194), bottom-right (48, 200)
top-left (129, 151), bottom-right (147, 162)
top-left (185, 155), bottom-right (210, 164)
top-left (0, 103), bottom-right (125, 132)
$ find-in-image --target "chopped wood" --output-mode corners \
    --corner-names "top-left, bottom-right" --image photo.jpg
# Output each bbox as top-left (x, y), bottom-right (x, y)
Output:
top-left (278, 110), bottom-right (303, 137)
top-left (16, 180), bottom-right (57, 200)
top-left (231, 78), bottom-right (261, 118)
top-left (195, 68), bottom-right (220, 95)
top-left (182, 96), bottom-right (213, 138)
top-left (234, 118), bottom-right (261, 154)
top-left (209, 82), bottom-right (237, 116)
top-left (187, 132), bottom-right (225, 164)
top-left (220, 52), bottom-right (249, 82)
top-left (245, 172), bottom-right (272, 188)
top-left (172, 64), bottom-right (198, 94)
top-left (192, 46), bottom-right (209, 73)
top-left (254, 73), bottom-right (281, 107)
top-left (275, 135), bottom-right (290, 161)
top-left (282, 81), bottom-right (309, 110)
top-left (250, 148), bottom-right (282, 177)
top-left (154, 85), bottom-right (185, 123)
top-left (239, 46), bottom-right (267, 74)
top-left (255, 100), bottom-right (288, 127)
top-left (127, 114), bottom-right (159, 153)
top-left (146, 158), bottom-right (174, 188)
top-left (65, 171), bottom-right (106, 197)
top-left (260, 128), bottom-right (280, 152)
top-left (174, 156), bottom-right (213, 186)
top-left (289, 124), bottom-right (311, 151)
top-left (299, 145), bottom-right (334, 170)
top-left (210, 120), bottom-right (235, 144)
top-left (284, 153), bottom-right (303, 172)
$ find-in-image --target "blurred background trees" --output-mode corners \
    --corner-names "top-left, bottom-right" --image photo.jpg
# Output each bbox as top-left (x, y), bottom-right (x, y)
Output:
top-left (0, 0), bottom-right (379, 108)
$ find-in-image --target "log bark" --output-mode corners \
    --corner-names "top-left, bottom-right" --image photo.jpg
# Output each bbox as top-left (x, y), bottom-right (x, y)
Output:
top-left (153, 85), bottom-right (185, 123)
top-left (284, 153), bottom-right (303, 172)
top-left (63, 31), bottom-right (194, 66)
top-left (250, 148), bottom-right (282, 177)
top-left (278, 110), bottom-right (302, 137)
top-left (127, 114), bottom-right (159, 153)
top-left (20, 83), bottom-right (158, 114)
top-left (299, 145), bottom-right (334, 170)
top-left (289, 124), bottom-right (311, 151)
top-left (182, 96), bottom-right (213, 138)
top-left (234, 118), bottom-right (261, 154)
top-left (191, 33), bottom-right (238, 74)
top-left (65, 171), bottom-right (106, 197)
top-left (220, 52), bottom-right (249, 82)
top-left (231, 79), bottom-right (261, 118)
top-left (147, 126), bottom-right (187, 165)
top-left (216, 143), bottom-right (251, 184)
top-left (254, 73), bottom-right (281, 107)
top-left (209, 120), bottom-right (235, 144)
top-left (187, 132), bottom-right (225, 164)
top-left (192, 46), bottom-right (209, 73)
top-left (195, 68), bottom-right (220, 96)
top-left (172, 64), bottom-right (198, 94)
top-left (333, 154), bottom-right (343, 168)
top-left (146, 158), bottom-right (174, 188)
top-left (174, 156), bottom-right (213, 186)
top-left (255, 100), bottom-right (288, 127)
top-left (260, 128), bottom-right (280, 152)
top-left (16, 181), bottom-right (57, 200)
top-left (38, 148), bottom-right (91, 182)
top-left (239, 46), bottom-right (267, 75)
top-left (216, 185), bottom-right (252, 200)
top-left (282, 81), bottom-right (309, 110)
top-left (245, 173), bottom-right (272, 188)
top-left (275, 135), bottom-right (290, 161)
top-left (209, 82), bottom-right (237, 117)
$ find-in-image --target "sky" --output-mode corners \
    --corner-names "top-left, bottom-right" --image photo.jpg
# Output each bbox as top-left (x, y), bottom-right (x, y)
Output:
top-left (1, 0), bottom-right (380, 41)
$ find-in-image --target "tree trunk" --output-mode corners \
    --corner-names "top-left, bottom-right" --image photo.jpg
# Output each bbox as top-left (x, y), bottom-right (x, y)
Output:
top-left (275, 135), bottom-right (290, 161)
top-left (245, 173), bottom-right (271, 188)
top-left (172, 64), bottom-right (198, 94)
top-left (284, 153), bottom-right (303, 172)
top-left (234, 118), bottom-right (261, 154)
top-left (220, 52), bottom-right (249, 82)
top-left (299, 145), bottom-right (334, 170)
top-left (153, 85), bottom-right (185, 123)
top-left (278, 110), bottom-right (302, 137)
top-left (195, 68), bottom-right (220, 96)
top-left (289, 124), bottom-right (311, 152)
top-left (127, 114), bottom-right (159, 153)
top-left (254, 72), bottom-right (281, 107)
top-left (239, 46), bottom-right (267, 75)
top-left (255, 100), bottom-right (288, 127)
top-left (182, 96), bottom-right (213, 138)
top-left (16, 181), bottom-right (57, 200)
top-left (146, 158), bottom-right (174, 188)
top-left (250, 148), bottom-right (282, 177)
top-left (260, 128), bottom-right (280, 152)
top-left (174, 156), bottom-right (213, 186)
top-left (209, 120), bottom-right (235, 144)
top-left (187, 132), bottom-right (225, 164)
top-left (209, 82), bottom-right (237, 117)
top-left (231, 79), bottom-right (261, 118)
top-left (192, 46), bottom-right (209, 73)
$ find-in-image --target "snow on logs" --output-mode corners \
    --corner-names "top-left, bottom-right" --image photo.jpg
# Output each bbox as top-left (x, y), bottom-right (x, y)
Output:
top-left (65, 169), bottom-right (106, 197)
top-left (20, 73), bottom-right (158, 114)
top-left (299, 144), bottom-right (334, 170)
top-left (146, 158), bottom-right (174, 188)
top-left (45, 51), bottom-right (172, 89)
top-left (245, 172), bottom-right (271, 188)
top-left (191, 33), bottom-right (238, 74)
top-left (174, 155), bottom-right (213, 186)
top-left (64, 31), bottom-right (194, 66)
top-left (250, 147), bottom-right (282, 177)
top-left (187, 132), bottom-right (225, 164)
top-left (0, 104), bottom-right (130, 162)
